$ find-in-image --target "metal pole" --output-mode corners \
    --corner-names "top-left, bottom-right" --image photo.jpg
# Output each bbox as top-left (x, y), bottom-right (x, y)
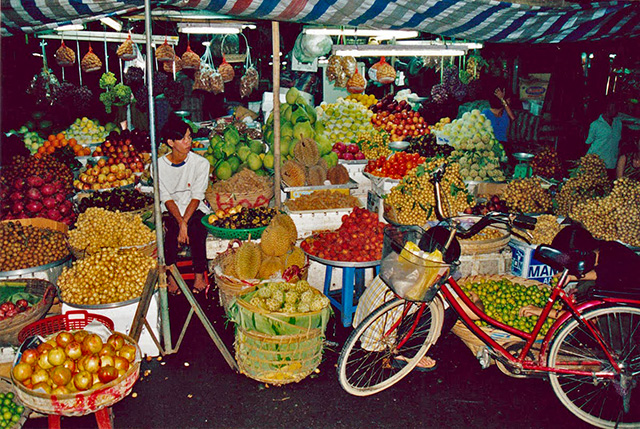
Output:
top-left (144, 0), bottom-right (172, 353)
top-left (272, 21), bottom-right (281, 208)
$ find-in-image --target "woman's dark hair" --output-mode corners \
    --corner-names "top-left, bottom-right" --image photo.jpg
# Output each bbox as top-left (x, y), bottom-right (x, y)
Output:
top-left (551, 224), bottom-right (599, 254)
top-left (160, 113), bottom-right (190, 143)
top-left (488, 92), bottom-right (504, 109)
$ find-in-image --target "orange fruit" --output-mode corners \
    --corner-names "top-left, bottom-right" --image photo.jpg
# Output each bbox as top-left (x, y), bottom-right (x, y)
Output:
top-left (61, 139), bottom-right (68, 147)
top-left (47, 146), bottom-right (55, 154)
top-left (68, 138), bottom-right (77, 147)
top-left (56, 133), bottom-right (65, 140)
top-left (48, 135), bottom-right (56, 142)
top-left (37, 146), bottom-right (46, 154)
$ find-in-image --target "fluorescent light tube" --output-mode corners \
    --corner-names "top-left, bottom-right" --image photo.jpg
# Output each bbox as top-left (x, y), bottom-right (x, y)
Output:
top-left (332, 45), bottom-right (466, 57)
top-left (100, 17), bottom-right (123, 32)
top-left (178, 23), bottom-right (242, 34)
top-left (397, 40), bottom-right (483, 49)
top-left (56, 24), bottom-right (84, 32)
top-left (305, 28), bottom-right (418, 40)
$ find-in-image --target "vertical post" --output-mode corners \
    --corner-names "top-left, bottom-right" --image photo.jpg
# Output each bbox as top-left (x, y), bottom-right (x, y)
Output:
top-left (76, 40), bottom-right (83, 86)
top-left (144, 0), bottom-right (172, 353)
top-left (272, 21), bottom-right (281, 208)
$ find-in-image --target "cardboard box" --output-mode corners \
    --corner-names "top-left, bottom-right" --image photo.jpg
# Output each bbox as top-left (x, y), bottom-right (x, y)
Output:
top-left (519, 73), bottom-right (551, 101)
top-left (509, 238), bottom-right (557, 284)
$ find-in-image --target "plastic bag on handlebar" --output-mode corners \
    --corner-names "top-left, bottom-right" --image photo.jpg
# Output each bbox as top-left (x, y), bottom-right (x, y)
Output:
top-left (418, 226), bottom-right (460, 264)
top-left (514, 214), bottom-right (537, 230)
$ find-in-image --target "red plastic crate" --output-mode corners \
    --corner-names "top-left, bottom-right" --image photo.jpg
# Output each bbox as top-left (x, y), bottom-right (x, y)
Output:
top-left (18, 310), bottom-right (114, 343)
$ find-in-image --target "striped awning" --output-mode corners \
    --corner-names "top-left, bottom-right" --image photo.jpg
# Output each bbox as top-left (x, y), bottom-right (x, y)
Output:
top-left (2, 0), bottom-right (640, 43)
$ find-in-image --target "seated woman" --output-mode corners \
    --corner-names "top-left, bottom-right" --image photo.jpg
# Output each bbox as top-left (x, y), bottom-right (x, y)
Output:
top-left (520, 224), bottom-right (640, 318)
top-left (616, 131), bottom-right (640, 180)
top-left (157, 115), bottom-right (211, 293)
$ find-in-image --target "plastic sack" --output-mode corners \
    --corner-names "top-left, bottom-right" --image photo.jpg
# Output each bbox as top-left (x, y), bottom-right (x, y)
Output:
top-left (339, 56), bottom-right (357, 78)
top-left (301, 34), bottom-right (333, 58)
top-left (117, 35), bottom-right (137, 61)
top-left (55, 41), bottom-right (75, 67)
top-left (293, 33), bottom-right (316, 64)
top-left (218, 56), bottom-right (235, 83)
top-left (326, 55), bottom-right (341, 82)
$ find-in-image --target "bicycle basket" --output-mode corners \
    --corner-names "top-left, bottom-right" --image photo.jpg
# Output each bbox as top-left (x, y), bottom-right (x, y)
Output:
top-left (380, 225), bottom-right (451, 302)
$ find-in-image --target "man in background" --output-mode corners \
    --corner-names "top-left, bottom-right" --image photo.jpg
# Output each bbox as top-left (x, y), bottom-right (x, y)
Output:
top-left (586, 100), bottom-right (622, 177)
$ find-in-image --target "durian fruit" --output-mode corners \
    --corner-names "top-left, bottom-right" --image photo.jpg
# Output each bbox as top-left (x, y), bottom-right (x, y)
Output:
top-left (282, 160), bottom-right (306, 187)
top-left (327, 164), bottom-right (350, 185)
top-left (285, 246), bottom-right (306, 270)
top-left (234, 241), bottom-right (262, 280)
top-left (317, 158), bottom-right (329, 173)
top-left (258, 255), bottom-right (285, 278)
top-left (307, 165), bottom-right (327, 186)
top-left (270, 214), bottom-right (298, 247)
top-left (222, 253), bottom-right (238, 277)
top-left (293, 138), bottom-right (320, 167)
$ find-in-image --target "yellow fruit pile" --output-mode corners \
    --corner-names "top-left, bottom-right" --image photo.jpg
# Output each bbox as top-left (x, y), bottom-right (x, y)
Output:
top-left (346, 93), bottom-right (377, 108)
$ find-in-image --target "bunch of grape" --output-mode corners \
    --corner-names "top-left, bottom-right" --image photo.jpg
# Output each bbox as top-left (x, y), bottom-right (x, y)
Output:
top-left (503, 177), bottom-right (553, 214)
top-left (357, 131), bottom-right (391, 159)
top-left (570, 177), bottom-right (640, 246)
top-left (124, 66), bottom-right (144, 88)
top-left (385, 160), bottom-right (473, 225)
top-left (555, 155), bottom-right (611, 216)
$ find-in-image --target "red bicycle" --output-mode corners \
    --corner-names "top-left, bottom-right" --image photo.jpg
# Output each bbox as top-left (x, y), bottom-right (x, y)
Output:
top-left (337, 165), bottom-right (640, 428)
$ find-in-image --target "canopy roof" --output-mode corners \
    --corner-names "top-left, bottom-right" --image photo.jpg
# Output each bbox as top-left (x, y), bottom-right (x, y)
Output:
top-left (2, 0), bottom-right (640, 43)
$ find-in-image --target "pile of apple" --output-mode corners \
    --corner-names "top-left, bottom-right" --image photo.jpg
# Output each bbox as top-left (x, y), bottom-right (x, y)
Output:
top-left (0, 300), bottom-right (31, 321)
top-left (370, 95), bottom-right (429, 142)
top-left (301, 207), bottom-right (386, 262)
top-left (74, 158), bottom-right (135, 191)
top-left (331, 142), bottom-right (366, 161)
top-left (91, 131), bottom-right (145, 174)
top-left (12, 330), bottom-right (136, 395)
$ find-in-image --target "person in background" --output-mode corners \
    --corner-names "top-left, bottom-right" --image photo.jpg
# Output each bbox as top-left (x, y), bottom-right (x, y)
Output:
top-left (586, 100), bottom-right (622, 177)
top-left (519, 224), bottom-right (640, 319)
top-left (157, 114), bottom-right (211, 294)
top-left (615, 130), bottom-right (640, 180)
top-left (482, 87), bottom-right (516, 146)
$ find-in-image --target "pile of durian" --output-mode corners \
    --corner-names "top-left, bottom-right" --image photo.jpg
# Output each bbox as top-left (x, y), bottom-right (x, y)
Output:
top-left (248, 280), bottom-right (330, 313)
top-left (282, 137), bottom-right (350, 187)
top-left (223, 213), bottom-right (306, 280)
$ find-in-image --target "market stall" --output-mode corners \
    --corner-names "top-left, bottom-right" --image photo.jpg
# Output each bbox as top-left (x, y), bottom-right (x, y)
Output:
top-left (2, 0), bottom-right (640, 426)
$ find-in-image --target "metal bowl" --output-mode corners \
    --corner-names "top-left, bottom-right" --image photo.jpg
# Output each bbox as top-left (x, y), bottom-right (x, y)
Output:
top-left (175, 110), bottom-right (191, 118)
top-left (512, 152), bottom-right (534, 162)
top-left (388, 140), bottom-right (410, 151)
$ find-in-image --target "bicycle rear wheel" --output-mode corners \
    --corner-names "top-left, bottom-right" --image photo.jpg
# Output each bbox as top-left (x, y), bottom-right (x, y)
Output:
top-left (547, 306), bottom-right (640, 428)
top-left (337, 297), bottom-right (444, 396)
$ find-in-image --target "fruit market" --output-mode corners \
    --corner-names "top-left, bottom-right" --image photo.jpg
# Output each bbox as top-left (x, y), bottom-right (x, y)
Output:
top-left (1, 1), bottom-right (640, 428)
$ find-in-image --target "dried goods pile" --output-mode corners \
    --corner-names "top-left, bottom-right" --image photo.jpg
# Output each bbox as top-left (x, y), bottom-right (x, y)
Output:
top-left (555, 154), bottom-right (611, 216)
top-left (503, 177), bottom-right (553, 214)
top-left (570, 177), bottom-right (640, 246)
top-left (58, 248), bottom-right (156, 305)
top-left (209, 169), bottom-right (272, 195)
top-left (385, 161), bottom-right (473, 225)
top-left (461, 277), bottom-right (562, 335)
top-left (68, 207), bottom-right (155, 255)
top-left (0, 222), bottom-right (69, 272)
top-left (285, 190), bottom-right (360, 211)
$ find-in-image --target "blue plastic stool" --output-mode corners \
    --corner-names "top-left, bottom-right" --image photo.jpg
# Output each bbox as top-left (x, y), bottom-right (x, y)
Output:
top-left (322, 264), bottom-right (380, 328)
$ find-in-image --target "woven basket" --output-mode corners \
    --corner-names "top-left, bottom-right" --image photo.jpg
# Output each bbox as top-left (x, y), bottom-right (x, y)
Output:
top-left (212, 241), bottom-right (310, 313)
top-left (451, 274), bottom-right (549, 362)
top-left (12, 325), bottom-right (140, 417)
top-left (459, 226), bottom-right (511, 255)
top-left (0, 279), bottom-right (56, 347)
top-left (205, 187), bottom-right (273, 212)
top-left (70, 240), bottom-right (156, 260)
top-left (0, 376), bottom-right (29, 429)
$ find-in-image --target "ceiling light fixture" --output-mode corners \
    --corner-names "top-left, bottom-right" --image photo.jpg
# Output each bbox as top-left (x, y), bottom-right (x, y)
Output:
top-left (100, 17), bottom-right (123, 32)
top-left (177, 22), bottom-right (255, 34)
top-left (397, 40), bottom-right (483, 50)
top-left (304, 27), bottom-right (419, 40)
top-left (332, 44), bottom-right (466, 57)
top-left (55, 24), bottom-right (85, 32)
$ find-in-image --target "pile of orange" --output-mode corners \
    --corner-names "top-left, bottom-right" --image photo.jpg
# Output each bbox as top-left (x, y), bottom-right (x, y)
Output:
top-left (35, 133), bottom-right (91, 159)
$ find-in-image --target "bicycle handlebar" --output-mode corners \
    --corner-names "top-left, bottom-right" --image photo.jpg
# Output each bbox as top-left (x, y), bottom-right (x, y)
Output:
top-left (430, 163), bottom-right (537, 240)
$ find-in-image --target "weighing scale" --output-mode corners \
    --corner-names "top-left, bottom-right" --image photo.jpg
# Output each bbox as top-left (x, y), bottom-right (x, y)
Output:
top-left (512, 152), bottom-right (534, 178)
top-left (388, 140), bottom-right (409, 152)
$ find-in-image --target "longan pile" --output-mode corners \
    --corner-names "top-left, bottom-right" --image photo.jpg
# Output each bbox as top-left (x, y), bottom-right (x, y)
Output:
top-left (570, 177), bottom-right (640, 246)
top-left (357, 131), bottom-right (392, 160)
top-left (529, 215), bottom-right (564, 245)
top-left (0, 222), bottom-right (69, 271)
top-left (503, 177), bottom-right (553, 214)
top-left (386, 161), bottom-right (473, 225)
top-left (58, 248), bottom-right (156, 305)
top-left (555, 154), bottom-right (611, 216)
top-left (460, 227), bottom-right (504, 242)
top-left (68, 207), bottom-right (155, 254)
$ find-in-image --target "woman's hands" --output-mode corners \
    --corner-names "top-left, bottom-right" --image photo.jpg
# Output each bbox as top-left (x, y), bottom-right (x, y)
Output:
top-left (519, 305), bottom-right (543, 318)
top-left (494, 87), bottom-right (506, 101)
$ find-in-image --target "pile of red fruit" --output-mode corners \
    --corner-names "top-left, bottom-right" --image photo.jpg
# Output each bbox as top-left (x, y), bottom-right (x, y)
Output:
top-left (301, 207), bottom-right (386, 262)
top-left (370, 95), bottom-right (429, 141)
top-left (12, 330), bottom-right (136, 395)
top-left (364, 152), bottom-right (426, 180)
top-left (464, 194), bottom-right (509, 215)
top-left (92, 130), bottom-right (146, 173)
top-left (0, 300), bottom-right (31, 321)
top-left (0, 155), bottom-right (75, 225)
top-left (331, 142), bottom-right (366, 161)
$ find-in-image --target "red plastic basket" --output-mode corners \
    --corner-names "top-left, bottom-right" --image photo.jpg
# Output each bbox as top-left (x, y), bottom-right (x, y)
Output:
top-left (18, 310), bottom-right (114, 343)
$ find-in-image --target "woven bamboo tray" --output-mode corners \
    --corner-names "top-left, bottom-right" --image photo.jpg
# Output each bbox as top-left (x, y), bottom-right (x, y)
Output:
top-left (0, 279), bottom-right (56, 347)
top-left (458, 226), bottom-right (511, 255)
top-left (451, 275), bottom-right (550, 360)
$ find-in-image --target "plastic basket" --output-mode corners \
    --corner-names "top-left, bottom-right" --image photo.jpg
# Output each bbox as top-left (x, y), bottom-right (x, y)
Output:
top-left (379, 225), bottom-right (451, 302)
top-left (17, 310), bottom-right (114, 343)
top-left (201, 217), bottom-right (267, 240)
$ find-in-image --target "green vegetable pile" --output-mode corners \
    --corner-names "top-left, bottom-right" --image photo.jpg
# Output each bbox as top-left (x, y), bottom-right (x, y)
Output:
top-left (99, 72), bottom-right (133, 114)
top-left (460, 277), bottom-right (562, 335)
top-left (0, 391), bottom-right (25, 428)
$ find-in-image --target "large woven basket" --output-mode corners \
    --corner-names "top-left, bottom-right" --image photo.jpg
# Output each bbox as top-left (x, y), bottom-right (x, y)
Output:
top-left (451, 275), bottom-right (550, 363)
top-left (459, 226), bottom-right (511, 255)
top-left (0, 279), bottom-right (56, 347)
top-left (212, 241), bottom-right (309, 312)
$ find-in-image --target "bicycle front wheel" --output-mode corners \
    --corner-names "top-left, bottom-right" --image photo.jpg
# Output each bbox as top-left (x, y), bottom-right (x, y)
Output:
top-left (337, 297), bottom-right (444, 396)
top-left (548, 305), bottom-right (640, 428)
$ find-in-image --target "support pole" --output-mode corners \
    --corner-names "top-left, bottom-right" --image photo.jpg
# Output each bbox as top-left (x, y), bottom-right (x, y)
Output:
top-left (143, 0), bottom-right (173, 353)
top-left (272, 21), bottom-right (281, 208)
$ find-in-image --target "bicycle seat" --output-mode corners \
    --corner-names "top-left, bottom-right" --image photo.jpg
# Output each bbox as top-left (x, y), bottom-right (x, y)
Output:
top-left (534, 245), bottom-right (596, 278)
